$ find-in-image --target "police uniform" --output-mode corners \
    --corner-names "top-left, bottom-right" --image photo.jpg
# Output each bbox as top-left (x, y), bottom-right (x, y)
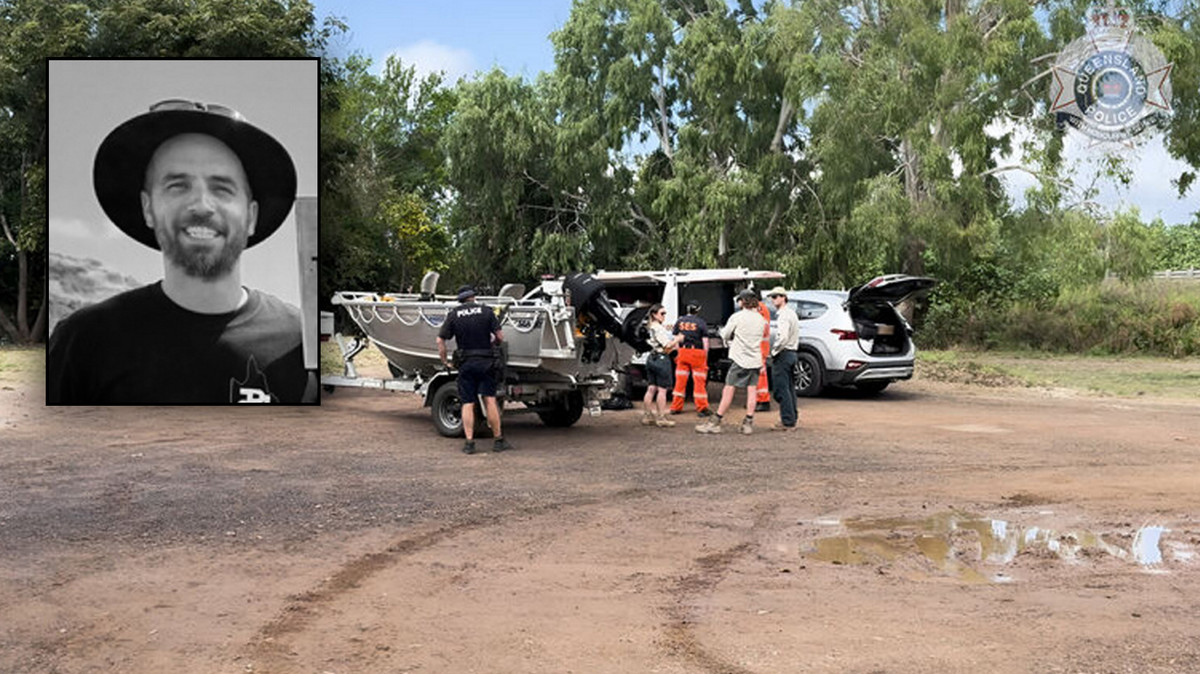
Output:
top-left (438, 300), bottom-right (502, 403)
top-left (669, 313), bottom-right (709, 413)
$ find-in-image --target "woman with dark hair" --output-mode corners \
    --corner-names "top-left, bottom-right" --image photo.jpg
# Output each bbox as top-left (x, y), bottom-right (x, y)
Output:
top-left (642, 303), bottom-right (683, 427)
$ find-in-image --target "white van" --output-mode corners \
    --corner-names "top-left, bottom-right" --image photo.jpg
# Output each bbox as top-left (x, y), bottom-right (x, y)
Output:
top-left (594, 268), bottom-right (784, 391)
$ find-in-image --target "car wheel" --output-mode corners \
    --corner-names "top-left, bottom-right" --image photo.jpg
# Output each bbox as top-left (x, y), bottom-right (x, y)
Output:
top-left (855, 381), bottom-right (890, 395)
top-left (794, 352), bottom-right (823, 397)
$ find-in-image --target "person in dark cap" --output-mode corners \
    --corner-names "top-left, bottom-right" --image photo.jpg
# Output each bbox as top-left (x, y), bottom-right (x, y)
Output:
top-left (696, 289), bottom-right (766, 435)
top-left (47, 99), bottom-right (307, 404)
top-left (436, 286), bottom-right (513, 454)
top-left (668, 300), bottom-right (711, 417)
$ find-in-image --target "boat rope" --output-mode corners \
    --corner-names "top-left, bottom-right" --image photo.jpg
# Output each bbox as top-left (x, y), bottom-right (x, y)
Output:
top-left (502, 311), bottom-right (542, 334)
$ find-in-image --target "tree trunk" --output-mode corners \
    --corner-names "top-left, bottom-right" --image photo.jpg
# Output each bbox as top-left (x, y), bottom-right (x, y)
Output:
top-left (17, 249), bottom-right (29, 337)
top-left (30, 296), bottom-right (47, 343)
top-left (900, 137), bottom-right (922, 203)
top-left (718, 221), bottom-right (728, 267)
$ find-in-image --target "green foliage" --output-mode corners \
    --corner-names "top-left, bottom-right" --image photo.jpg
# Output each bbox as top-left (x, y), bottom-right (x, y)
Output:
top-left (1157, 221), bottom-right (1200, 269)
top-left (318, 54), bottom-right (456, 299)
top-left (1105, 208), bottom-right (1164, 281)
top-left (924, 281), bottom-right (1200, 357)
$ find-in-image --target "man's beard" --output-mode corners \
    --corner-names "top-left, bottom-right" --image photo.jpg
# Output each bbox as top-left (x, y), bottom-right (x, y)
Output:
top-left (153, 214), bottom-right (249, 279)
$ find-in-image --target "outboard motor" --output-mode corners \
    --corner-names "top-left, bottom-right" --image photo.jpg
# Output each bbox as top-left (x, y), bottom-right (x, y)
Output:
top-left (419, 271), bottom-right (439, 300)
top-left (620, 305), bottom-right (653, 351)
top-left (563, 272), bottom-right (652, 355)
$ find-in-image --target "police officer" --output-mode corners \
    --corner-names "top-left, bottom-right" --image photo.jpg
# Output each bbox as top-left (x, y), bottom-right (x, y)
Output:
top-left (436, 286), bottom-right (513, 454)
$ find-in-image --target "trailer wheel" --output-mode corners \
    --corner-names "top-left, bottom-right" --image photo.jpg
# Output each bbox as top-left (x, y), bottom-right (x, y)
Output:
top-left (537, 391), bottom-right (584, 427)
top-left (431, 381), bottom-right (465, 437)
top-left (431, 381), bottom-right (492, 438)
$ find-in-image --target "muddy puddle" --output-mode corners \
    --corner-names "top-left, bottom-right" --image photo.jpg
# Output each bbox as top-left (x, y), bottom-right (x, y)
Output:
top-left (805, 511), bottom-right (1192, 583)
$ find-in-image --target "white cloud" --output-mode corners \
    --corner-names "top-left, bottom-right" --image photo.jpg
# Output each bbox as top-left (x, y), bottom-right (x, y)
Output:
top-left (381, 40), bottom-right (476, 85)
top-left (49, 217), bottom-right (118, 244)
top-left (988, 120), bottom-right (1196, 224)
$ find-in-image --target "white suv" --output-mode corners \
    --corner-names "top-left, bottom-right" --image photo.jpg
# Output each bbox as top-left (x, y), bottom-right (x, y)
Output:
top-left (769, 275), bottom-right (937, 396)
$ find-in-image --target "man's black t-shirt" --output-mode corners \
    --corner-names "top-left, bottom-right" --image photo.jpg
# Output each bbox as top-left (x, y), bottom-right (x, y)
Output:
top-left (673, 313), bottom-right (709, 349)
top-left (438, 301), bottom-right (500, 352)
top-left (47, 281), bottom-right (306, 404)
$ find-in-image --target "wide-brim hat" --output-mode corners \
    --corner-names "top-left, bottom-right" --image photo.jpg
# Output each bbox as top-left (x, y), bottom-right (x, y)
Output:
top-left (767, 286), bottom-right (788, 297)
top-left (93, 100), bottom-right (297, 250)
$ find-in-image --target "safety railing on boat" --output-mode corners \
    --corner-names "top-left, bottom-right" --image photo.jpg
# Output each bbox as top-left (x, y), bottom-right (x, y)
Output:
top-left (331, 291), bottom-right (577, 355)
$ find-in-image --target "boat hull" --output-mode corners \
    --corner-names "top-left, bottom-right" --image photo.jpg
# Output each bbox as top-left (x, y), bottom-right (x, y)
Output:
top-left (332, 292), bottom-right (620, 383)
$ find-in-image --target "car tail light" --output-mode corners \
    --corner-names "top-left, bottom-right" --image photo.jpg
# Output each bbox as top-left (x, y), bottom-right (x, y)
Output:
top-left (845, 360), bottom-right (865, 370)
top-left (831, 328), bottom-right (859, 340)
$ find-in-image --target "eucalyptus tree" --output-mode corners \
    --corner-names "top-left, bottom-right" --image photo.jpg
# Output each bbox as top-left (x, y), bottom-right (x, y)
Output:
top-left (551, 0), bottom-right (817, 271)
top-left (319, 54), bottom-right (456, 299)
top-left (794, 0), bottom-right (1198, 290)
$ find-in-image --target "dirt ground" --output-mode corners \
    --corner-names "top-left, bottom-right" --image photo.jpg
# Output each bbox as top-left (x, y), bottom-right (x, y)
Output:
top-left (2, 373), bottom-right (1199, 674)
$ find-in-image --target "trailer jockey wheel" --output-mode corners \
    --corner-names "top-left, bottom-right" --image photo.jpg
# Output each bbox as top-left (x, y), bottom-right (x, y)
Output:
top-left (430, 380), bottom-right (491, 438)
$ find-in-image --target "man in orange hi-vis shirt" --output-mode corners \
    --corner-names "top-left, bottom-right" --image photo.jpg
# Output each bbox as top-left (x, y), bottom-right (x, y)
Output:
top-left (755, 294), bottom-right (772, 411)
top-left (669, 301), bottom-right (711, 416)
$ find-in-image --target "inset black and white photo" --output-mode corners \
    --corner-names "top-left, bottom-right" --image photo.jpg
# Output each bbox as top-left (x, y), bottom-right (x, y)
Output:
top-left (47, 59), bottom-right (318, 404)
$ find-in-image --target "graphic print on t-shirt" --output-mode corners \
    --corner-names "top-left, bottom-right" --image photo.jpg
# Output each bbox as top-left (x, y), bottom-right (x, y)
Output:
top-left (231, 355), bottom-right (277, 403)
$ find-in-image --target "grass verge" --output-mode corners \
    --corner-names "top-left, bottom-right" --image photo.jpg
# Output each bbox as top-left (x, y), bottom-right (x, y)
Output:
top-left (0, 346), bottom-right (45, 386)
top-left (918, 349), bottom-right (1200, 400)
top-left (320, 338), bottom-right (393, 378)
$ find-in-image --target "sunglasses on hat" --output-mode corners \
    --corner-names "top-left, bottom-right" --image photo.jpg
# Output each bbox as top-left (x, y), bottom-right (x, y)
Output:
top-left (149, 99), bottom-right (245, 121)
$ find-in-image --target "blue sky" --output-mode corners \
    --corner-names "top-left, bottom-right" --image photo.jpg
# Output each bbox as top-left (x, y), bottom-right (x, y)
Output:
top-left (315, 0), bottom-right (571, 82)
top-left (317, 1), bottom-right (1196, 226)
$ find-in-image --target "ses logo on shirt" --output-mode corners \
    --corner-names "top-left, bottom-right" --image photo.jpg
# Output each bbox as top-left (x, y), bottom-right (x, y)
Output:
top-left (230, 356), bottom-right (278, 404)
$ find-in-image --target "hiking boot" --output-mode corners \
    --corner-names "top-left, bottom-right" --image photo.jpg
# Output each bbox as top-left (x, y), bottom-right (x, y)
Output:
top-left (740, 419), bottom-right (754, 435)
top-left (462, 441), bottom-right (477, 455)
top-left (492, 437), bottom-right (513, 452)
top-left (695, 419), bottom-right (723, 434)
top-left (656, 415), bottom-right (676, 428)
top-left (640, 411), bottom-right (656, 426)
top-left (696, 408), bottom-right (713, 418)
top-left (669, 408), bottom-right (683, 415)
top-left (755, 401), bottom-right (771, 412)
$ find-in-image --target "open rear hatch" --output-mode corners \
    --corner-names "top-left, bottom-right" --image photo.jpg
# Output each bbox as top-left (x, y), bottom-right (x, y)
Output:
top-left (846, 274), bottom-right (938, 306)
top-left (845, 275), bottom-right (938, 355)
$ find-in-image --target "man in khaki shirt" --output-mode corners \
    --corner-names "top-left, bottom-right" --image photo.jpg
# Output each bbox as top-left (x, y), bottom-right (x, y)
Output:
top-left (768, 286), bottom-right (801, 430)
top-left (696, 290), bottom-right (767, 435)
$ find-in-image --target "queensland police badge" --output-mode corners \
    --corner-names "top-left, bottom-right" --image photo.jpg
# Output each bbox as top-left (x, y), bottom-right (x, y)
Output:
top-left (1048, 5), bottom-right (1173, 143)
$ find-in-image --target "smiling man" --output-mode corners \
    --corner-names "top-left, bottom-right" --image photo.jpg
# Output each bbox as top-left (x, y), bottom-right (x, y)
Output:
top-left (47, 100), bottom-right (307, 404)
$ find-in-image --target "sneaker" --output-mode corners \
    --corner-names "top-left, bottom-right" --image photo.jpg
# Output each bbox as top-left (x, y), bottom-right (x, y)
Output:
top-left (492, 437), bottom-right (513, 452)
top-left (656, 416), bottom-right (676, 428)
top-left (755, 401), bottom-right (771, 412)
top-left (697, 408), bottom-right (713, 418)
top-left (640, 412), bottom-right (656, 426)
top-left (462, 441), bottom-right (477, 455)
top-left (770, 422), bottom-right (797, 432)
top-left (695, 419), bottom-right (723, 434)
top-left (740, 420), bottom-right (754, 435)
top-left (669, 409), bottom-right (683, 415)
